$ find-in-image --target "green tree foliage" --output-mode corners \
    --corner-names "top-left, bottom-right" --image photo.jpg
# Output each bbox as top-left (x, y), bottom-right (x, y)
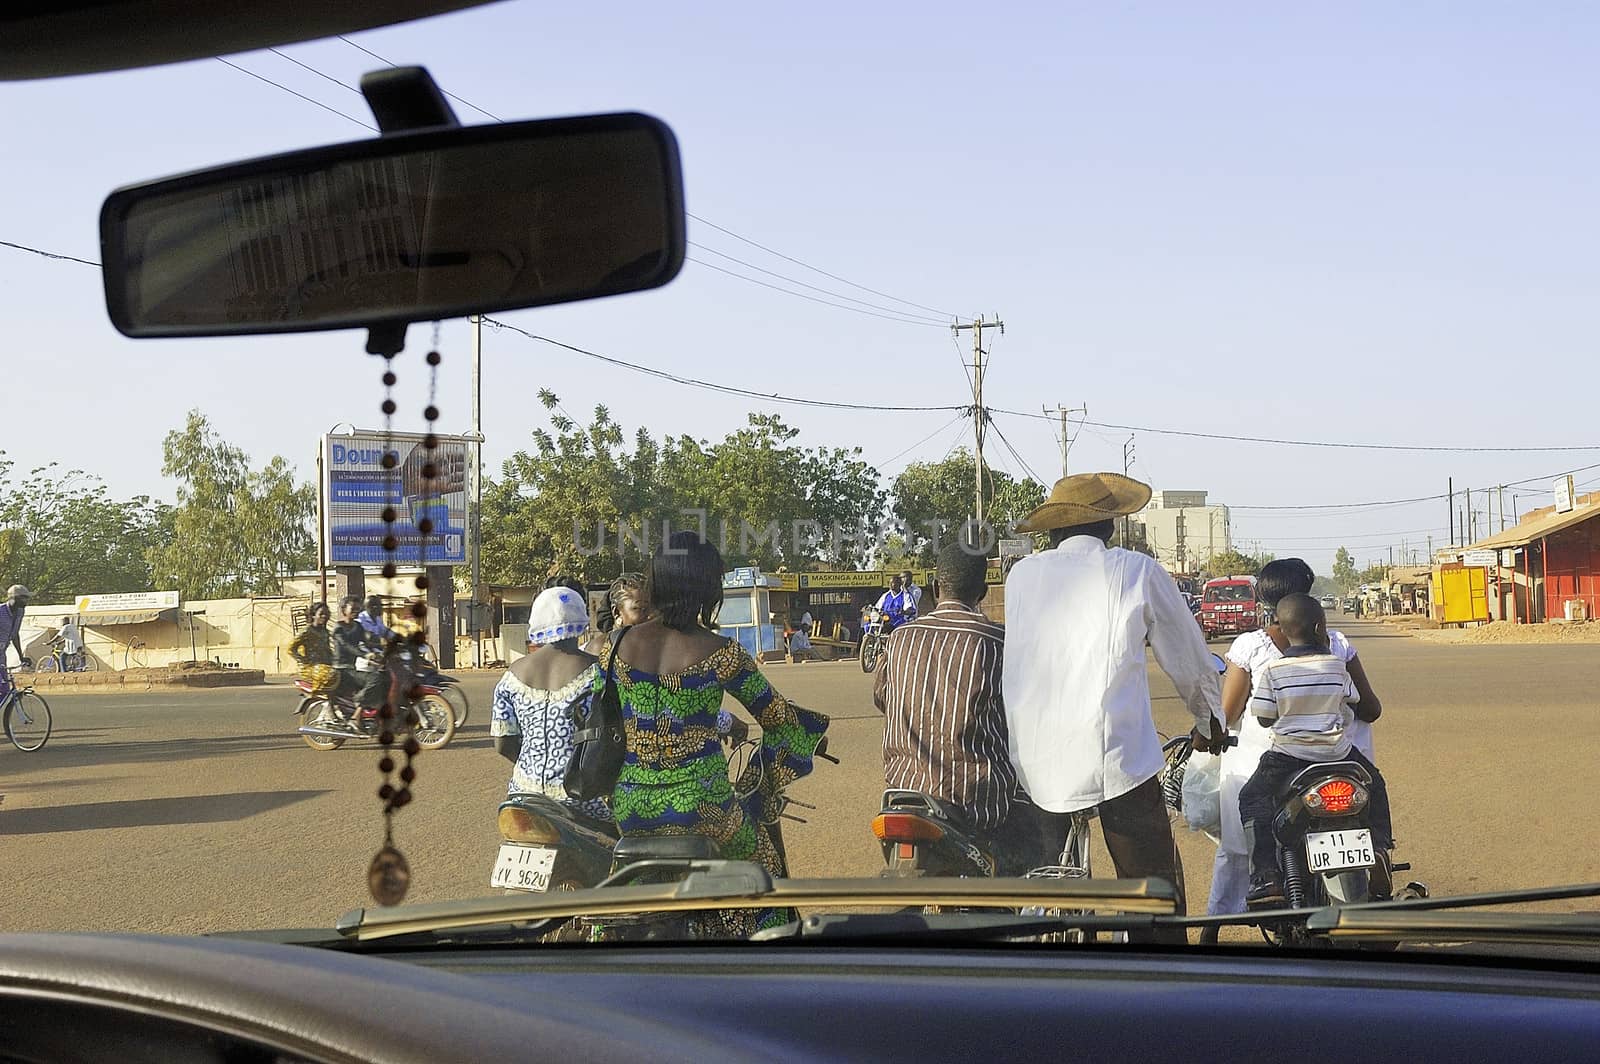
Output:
top-left (889, 449), bottom-right (1046, 563)
top-left (146, 411), bottom-right (315, 598)
top-left (1201, 549), bottom-right (1271, 578)
top-left (481, 396), bottom-right (886, 586)
top-left (1331, 546), bottom-right (1359, 592)
top-left (0, 454), bottom-right (171, 600)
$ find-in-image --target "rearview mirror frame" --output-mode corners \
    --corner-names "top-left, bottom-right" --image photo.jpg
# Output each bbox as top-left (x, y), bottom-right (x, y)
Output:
top-left (99, 112), bottom-right (686, 339)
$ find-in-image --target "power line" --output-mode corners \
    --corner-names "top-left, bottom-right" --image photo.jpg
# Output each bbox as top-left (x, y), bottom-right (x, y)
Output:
top-left (0, 240), bottom-right (99, 268)
top-left (214, 57), bottom-right (376, 132)
top-left (875, 414), bottom-right (970, 470)
top-left (481, 317), bottom-right (964, 413)
top-left (988, 418), bottom-right (1043, 484)
top-left (327, 35), bottom-right (955, 320)
top-left (334, 35), bottom-right (505, 122)
top-left (687, 243), bottom-right (947, 323)
top-left (684, 213), bottom-right (960, 320)
top-left (686, 257), bottom-right (947, 328)
top-left (266, 46), bottom-right (363, 95)
top-left (989, 407), bottom-right (1600, 455)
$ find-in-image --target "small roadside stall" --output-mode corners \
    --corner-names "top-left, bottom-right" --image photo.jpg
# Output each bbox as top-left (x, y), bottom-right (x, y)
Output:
top-left (720, 568), bottom-right (784, 662)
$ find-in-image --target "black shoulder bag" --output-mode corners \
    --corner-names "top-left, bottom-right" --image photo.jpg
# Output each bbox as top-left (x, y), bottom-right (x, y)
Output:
top-left (564, 624), bottom-right (631, 802)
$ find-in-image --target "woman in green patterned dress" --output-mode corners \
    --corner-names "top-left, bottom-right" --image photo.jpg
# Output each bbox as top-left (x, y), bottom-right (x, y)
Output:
top-left (594, 531), bottom-right (828, 934)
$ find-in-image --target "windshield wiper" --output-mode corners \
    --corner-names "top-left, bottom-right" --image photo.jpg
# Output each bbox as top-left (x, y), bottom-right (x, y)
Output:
top-left (336, 861), bottom-right (1179, 942)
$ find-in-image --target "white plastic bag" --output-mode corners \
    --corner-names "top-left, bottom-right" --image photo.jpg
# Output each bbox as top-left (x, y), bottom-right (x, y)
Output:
top-left (1181, 750), bottom-right (1222, 836)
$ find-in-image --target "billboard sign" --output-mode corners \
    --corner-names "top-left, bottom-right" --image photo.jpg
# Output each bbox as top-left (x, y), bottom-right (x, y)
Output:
top-left (75, 591), bottom-right (180, 612)
top-left (1555, 475), bottom-right (1575, 514)
top-left (323, 430), bottom-right (468, 565)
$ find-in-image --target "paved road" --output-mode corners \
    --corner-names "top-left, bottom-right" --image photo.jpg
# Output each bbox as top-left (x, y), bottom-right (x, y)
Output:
top-left (3, 619), bottom-right (1597, 937)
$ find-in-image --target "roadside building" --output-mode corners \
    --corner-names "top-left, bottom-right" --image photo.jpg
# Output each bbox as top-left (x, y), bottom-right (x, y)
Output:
top-left (1131, 489), bottom-right (1231, 574)
top-left (1436, 494), bottom-right (1600, 624)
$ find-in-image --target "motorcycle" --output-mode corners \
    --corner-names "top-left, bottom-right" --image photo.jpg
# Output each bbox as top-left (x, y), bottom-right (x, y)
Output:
top-left (413, 642), bottom-right (469, 728)
top-left (489, 791), bottom-right (619, 894)
top-left (532, 731), bottom-right (835, 941)
top-left (859, 607), bottom-right (892, 674)
top-left (1253, 758), bottom-right (1426, 946)
top-left (293, 655), bottom-right (457, 751)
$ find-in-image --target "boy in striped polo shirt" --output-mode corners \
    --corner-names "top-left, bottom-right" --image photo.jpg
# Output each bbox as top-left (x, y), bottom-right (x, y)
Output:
top-left (1239, 593), bottom-right (1391, 906)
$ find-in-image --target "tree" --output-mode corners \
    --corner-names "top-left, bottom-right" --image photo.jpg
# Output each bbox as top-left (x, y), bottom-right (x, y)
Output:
top-left (890, 450), bottom-right (1046, 564)
top-left (1331, 547), bottom-right (1358, 592)
top-left (1357, 563), bottom-right (1389, 587)
top-left (146, 411), bottom-right (315, 598)
top-left (1202, 549), bottom-right (1268, 578)
top-left (0, 453), bottom-right (171, 601)
top-left (482, 398), bottom-right (888, 584)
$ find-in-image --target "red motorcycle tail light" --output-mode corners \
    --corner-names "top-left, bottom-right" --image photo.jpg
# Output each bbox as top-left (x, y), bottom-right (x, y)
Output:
top-left (872, 813), bottom-right (944, 842)
top-left (1314, 779), bottom-right (1358, 814)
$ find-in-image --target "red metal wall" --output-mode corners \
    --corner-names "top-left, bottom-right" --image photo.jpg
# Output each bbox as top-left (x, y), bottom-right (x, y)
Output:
top-left (1543, 516), bottom-right (1600, 620)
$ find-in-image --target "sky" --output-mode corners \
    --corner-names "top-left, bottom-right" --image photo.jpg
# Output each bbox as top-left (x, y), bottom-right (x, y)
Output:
top-left (3, 0), bottom-right (1598, 572)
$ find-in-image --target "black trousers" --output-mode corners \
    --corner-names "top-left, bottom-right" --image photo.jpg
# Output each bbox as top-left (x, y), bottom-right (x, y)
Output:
top-left (1238, 748), bottom-right (1392, 881)
top-left (335, 668), bottom-right (387, 710)
top-left (1014, 776), bottom-right (1188, 944)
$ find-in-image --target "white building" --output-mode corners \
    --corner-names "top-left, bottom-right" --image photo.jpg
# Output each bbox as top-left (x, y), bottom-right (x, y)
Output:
top-left (1131, 490), bottom-right (1231, 574)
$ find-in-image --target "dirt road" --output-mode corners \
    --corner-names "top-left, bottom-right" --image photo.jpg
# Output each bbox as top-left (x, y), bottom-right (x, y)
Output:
top-left (1, 619), bottom-right (1594, 936)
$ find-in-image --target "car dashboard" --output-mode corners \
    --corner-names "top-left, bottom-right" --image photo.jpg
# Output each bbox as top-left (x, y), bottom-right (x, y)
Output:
top-left (0, 932), bottom-right (1596, 1062)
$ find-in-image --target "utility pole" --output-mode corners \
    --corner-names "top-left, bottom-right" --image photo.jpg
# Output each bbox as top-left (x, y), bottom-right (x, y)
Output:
top-left (1120, 435), bottom-right (1136, 549)
top-left (1448, 477), bottom-right (1454, 545)
top-left (1043, 403), bottom-right (1087, 478)
top-left (1464, 486), bottom-right (1472, 544)
top-left (953, 316), bottom-right (1003, 524)
top-left (1498, 485), bottom-right (1506, 533)
top-left (469, 314), bottom-right (484, 668)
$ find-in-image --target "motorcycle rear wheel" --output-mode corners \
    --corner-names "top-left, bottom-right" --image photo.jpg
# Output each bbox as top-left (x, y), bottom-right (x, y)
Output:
top-left (412, 694), bottom-right (457, 750)
top-left (298, 697), bottom-right (348, 751)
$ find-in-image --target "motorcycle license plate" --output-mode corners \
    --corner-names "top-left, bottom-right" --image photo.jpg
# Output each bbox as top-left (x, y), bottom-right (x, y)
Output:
top-left (1305, 829), bottom-right (1374, 872)
top-left (490, 843), bottom-right (557, 892)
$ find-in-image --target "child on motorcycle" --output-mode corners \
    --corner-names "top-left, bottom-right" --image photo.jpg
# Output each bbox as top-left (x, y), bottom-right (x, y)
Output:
top-left (1237, 594), bottom-right (1391, 907)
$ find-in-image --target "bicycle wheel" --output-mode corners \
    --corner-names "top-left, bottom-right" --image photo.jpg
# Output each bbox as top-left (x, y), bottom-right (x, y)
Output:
top-left (37, 656), bottom-right (58, 674)
top-left (6, 691), bottom-right (53, 751)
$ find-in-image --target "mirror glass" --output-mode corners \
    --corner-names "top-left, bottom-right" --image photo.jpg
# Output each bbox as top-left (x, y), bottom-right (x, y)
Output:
top-left (101, 114), bottom-right (684, 336)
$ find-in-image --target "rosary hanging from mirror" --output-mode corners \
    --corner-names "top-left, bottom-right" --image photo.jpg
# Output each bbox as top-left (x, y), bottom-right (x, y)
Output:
top-left (366, 324), bottom-right (445, 907)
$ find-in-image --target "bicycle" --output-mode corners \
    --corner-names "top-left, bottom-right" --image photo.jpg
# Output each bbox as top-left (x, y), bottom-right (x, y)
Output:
top-left (1021, 808), bottom-right (1099, 943)
top-left (1, 676), bottom-right (53, 751)
top-left (36, 639), bottom-right (93, 674)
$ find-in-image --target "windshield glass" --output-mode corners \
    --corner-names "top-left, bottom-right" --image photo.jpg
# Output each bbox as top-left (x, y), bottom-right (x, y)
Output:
top-left (4, 2), bottom-right (1597, 958)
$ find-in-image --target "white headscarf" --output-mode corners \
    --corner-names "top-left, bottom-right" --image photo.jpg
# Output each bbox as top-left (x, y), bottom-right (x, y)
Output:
top-left (527, 586), bottom-right (590, 646)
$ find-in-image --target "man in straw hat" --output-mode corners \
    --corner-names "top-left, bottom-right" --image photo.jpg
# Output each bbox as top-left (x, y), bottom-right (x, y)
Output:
top-left (1001, 473), bottom-right (1227, 935)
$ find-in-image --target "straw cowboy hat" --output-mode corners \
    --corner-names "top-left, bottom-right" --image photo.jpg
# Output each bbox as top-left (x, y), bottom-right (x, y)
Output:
top-left (1014, 472), bottom-right (1152, 533)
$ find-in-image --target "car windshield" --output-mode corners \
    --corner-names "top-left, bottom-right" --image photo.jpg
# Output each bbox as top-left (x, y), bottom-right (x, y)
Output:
top-left (4, 2), bottom-right (1598, 958)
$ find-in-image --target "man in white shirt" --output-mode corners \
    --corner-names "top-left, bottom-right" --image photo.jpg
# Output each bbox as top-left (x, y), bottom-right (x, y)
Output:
top-left (58, 616), bottom-right (84, 670)
top-left (899, 571), bottom-right (922, 614)
top-left (1002, 473), bottom-right (1227, 931)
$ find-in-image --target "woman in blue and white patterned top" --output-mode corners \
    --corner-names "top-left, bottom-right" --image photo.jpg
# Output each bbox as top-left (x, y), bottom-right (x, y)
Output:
top-left (491, 586), bottom-right (612, 822)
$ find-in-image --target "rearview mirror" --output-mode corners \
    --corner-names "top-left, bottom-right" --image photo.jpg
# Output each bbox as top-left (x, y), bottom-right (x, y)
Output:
top-left (100, 113), bottom-right (684, 338)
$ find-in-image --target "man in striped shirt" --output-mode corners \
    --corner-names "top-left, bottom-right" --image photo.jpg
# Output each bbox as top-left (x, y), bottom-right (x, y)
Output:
top-left (875, 541), bottom-right (1025, 869)
top-left (1238, 594), bottom-right (1391, 905)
